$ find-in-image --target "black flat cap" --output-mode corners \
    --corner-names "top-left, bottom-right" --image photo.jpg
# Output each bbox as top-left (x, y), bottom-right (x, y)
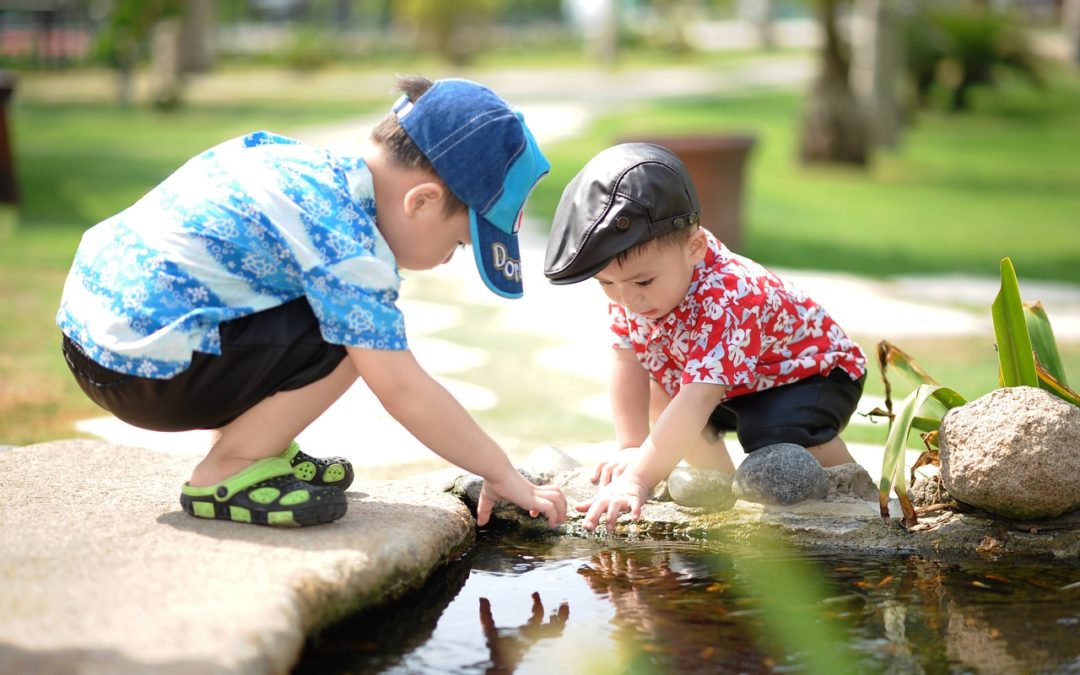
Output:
top-left (544, 143), bottom-right (700, 285)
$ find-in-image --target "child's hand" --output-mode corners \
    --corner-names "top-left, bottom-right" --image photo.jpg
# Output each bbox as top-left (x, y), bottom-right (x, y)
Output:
top-left (477, 472), bottom-right (567, 528)
top-left (591, 446), bottom-right (640, 486)
top-left (575, 477), bottom-right (651, 532)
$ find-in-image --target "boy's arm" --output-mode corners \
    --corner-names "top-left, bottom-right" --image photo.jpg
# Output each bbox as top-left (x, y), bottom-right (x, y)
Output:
top-left (594, 347), bottom-right (651, 484)
top-left (347, 346), bottom-right (567, 527)
top-left (578, 381), bottom-right (728, 531)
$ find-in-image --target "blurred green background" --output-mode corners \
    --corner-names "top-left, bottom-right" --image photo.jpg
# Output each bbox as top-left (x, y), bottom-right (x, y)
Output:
top-left (1, 0), bottom-right (1079, 450)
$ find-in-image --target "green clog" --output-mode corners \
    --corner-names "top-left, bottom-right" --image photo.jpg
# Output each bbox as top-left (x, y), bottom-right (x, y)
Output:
top-left (282, 441), bottom-right (354, 490)
top-left (180, 457), bottom-right (347, 527)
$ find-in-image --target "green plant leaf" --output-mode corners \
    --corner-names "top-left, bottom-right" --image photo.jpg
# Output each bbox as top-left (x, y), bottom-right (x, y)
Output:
top-left (910, 416), bottom-right (941, 433)
top-left (992, 258), bottom-right (1038, 388)
top-left (1036, 363), bottom-right (1080, 407)
top-left (1025, 301), bottom-right (1069, 387)
top-left (879, 384), bottom-right (967, 527)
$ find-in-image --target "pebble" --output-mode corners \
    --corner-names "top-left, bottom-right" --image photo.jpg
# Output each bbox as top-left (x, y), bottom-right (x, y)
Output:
top-left (666, 466), bottom-right (736, 510)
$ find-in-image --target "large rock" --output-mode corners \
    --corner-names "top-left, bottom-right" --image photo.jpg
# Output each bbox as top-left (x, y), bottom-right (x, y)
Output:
top-left (0, 440), bottom-right (474, 675)
top-left (939, 386), bottom-right (1080, 520)
top-left (732, 443), bottom-right (828, 505)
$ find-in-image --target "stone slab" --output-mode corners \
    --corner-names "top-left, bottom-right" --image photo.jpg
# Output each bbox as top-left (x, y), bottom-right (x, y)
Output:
top-left (0, 440), bottom-right (474, 675)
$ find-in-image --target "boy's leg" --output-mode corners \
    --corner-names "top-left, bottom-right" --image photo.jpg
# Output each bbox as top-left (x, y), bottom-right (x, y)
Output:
top-left (727, 369), bottom-right (865, 468)
top-left (806, 436), bottom-right (856, 467)
top-left (189, 357), bottom-right (358, 486)
top-left (650, 381), bottom-right (735, 473)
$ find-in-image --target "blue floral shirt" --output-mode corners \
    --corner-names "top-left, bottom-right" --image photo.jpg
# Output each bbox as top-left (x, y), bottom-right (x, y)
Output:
top-left (57, 131), bottom-right (406, 379)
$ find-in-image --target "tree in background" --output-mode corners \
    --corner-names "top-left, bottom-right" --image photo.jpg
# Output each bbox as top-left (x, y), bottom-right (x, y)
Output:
top-left (798, 0), bottom-right (869, 166)
top-left (1066, 0), bottom-right (1080, 67)
top-left (395, 0), bottom-right (502, 65)
top-left (94, 0), bottom-right (181, 106)
top-left (93, 0), bottom-right (215, 108)
top-left (851, 0), bottom-right (902, 148)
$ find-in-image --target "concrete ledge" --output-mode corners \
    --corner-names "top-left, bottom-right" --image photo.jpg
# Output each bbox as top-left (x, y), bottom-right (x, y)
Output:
top-left (0, 440), bottom-right (474, 675)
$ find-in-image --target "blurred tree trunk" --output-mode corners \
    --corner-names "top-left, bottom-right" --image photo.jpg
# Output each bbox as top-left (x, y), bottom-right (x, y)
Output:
top-left (739, 0), bottom-right (777, 48)
top-left (799, 0), bottom-right (869, 166)
top-left (585, 0), bottom-right (619, 65)
top-left (151, 17), bottom-right (182, 109)
top-left (852, 0), bottom-right (902, 148)
top-left (179, 0), bottom-right (215, 73)
top-left (1065, 0), bottom-right (1080, 67)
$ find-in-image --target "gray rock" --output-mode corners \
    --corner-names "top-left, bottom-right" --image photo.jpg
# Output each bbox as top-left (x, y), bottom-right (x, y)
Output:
top-left (939, 386), bottom-right (1080, 520)
top-left (732, 443), bottom-right (828, 505)
top-left (911, 474), bottom-right (960, 509)
top-left (449, 467), bottom-right (563, 530)
top-left (824, 462), bottom-right (878, 502)
top-left (518, 445), bottom-right (583, 483)
top-left (666, 466), bottom-right (736, 510)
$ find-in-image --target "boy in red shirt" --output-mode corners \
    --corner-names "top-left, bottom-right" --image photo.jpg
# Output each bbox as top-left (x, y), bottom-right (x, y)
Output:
top-left (544, 143), bottom-right (867, 531)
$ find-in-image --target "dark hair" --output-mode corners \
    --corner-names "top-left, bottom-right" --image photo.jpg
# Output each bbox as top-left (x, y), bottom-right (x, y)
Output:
top-left (370, 75), bottom-right (467, 217)
top-left (611, 226), bottom-right (696, 267)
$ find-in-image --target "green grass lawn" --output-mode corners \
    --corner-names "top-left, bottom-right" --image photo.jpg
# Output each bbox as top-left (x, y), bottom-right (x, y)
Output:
top-left (2, 63), bottom-right (1079, 448)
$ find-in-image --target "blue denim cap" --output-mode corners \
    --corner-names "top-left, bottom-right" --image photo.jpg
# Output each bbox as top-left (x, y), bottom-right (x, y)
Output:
top-left (393, 78), bottom-right (551, 298)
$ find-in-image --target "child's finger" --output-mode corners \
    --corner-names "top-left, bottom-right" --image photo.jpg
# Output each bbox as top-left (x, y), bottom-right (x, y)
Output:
top-left (476, 492), bottom-right (492, 526)
top-left (590, 463), bottom-right (603, 484)
top-left (582, 500), bottom-right (605, 530)
top-left (605, 500), bottom-right (624, 532)
top-left (574, 498), bottom-right (594, 512)
top-left (529, 497), bottom-right (557, 527)
top-left (600, 463), bottom-right (614, 486)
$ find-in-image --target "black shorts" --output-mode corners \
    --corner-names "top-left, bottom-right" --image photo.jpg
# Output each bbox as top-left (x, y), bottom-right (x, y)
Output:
top-left (708, 369), bottom-right (865, 452)
top-left (62, 298), bottom-right (347, 432)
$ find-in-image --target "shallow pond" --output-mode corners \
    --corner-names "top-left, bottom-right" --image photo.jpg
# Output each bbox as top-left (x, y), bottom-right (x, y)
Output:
top-left (297, 530), bottom-right (1080, 674)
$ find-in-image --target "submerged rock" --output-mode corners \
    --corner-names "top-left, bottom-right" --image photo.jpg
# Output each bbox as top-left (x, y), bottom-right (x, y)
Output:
top-left (666, 466), bottom-right (736, 510)
top-left (939, 386), bottom-right (1080, 520)
top-left (732, 443), bottom-right (828, 505)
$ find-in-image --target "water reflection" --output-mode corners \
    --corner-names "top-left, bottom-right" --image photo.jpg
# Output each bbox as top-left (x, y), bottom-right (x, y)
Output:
top-left (479, 592), bottom-right (569, 674)
top-left (576, 547), bottom-right (772, 673)
top-left (297, 532), bottom-right (1080, 674)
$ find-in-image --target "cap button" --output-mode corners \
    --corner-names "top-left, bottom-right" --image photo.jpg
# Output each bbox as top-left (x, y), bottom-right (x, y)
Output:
top-left (673, 217), bottom-right (685, 229)
top-left (689, 212), bottom-right (700, 226)
top-left (615, 216), bottom-right (631, 232)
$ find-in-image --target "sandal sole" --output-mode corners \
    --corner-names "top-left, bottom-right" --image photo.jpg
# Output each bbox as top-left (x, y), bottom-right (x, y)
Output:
top-left (180, 494), bottom-right (347, 527)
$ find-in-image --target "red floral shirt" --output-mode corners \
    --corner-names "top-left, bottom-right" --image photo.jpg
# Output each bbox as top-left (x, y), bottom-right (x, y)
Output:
top-left (610, 231), bottom-right (866, 400)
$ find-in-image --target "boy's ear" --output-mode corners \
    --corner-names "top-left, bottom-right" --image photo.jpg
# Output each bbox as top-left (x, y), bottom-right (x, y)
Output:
top-left (403, 181), bottom-right (446, 217)
top-left (687, 227), bottom-right (709, 264)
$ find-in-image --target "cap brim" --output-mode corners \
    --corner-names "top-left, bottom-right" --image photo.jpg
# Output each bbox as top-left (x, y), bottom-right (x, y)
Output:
top-left (471, 209), bottom-right (523, 299)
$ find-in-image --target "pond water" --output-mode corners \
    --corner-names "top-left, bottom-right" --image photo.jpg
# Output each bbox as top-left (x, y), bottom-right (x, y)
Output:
top-left (297, 530), bottom-right (1080, 674)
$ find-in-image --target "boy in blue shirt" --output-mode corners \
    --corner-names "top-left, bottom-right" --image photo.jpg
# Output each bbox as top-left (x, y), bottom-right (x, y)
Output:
top-left (57, 76), bottom-right (566, 529)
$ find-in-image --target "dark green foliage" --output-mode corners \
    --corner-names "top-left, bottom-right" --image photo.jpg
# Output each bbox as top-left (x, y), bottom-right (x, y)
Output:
top-left (92, 0), bottom-right (182, 68)
top-left (904, 6), bottom-right (1043, 111)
